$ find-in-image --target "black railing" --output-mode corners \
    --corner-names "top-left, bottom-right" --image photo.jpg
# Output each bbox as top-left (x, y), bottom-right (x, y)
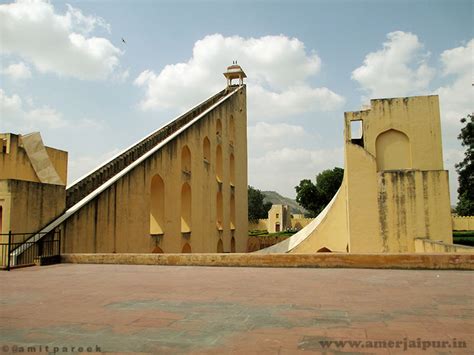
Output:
top-left (0, 230), bottom-right (61, 271)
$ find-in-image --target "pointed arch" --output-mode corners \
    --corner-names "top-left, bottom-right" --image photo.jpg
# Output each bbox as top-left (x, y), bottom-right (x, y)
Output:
top-left (182, 243), bottom-right (192, 253)
top-left (152, 246), bottom-right (164, 253)
top-left (216, 118), bottom-right (222, 137)
top-left (181, 145), bottom-right (191, 173)
top-left (229, 115), bottom-right (235, 145)
top-left (229, 153), bottom-right (235, 186)
top-left (216, 191), bottom-right (223, 230)
top-left (375, 129), bottom-right (411, 171)
top-left (230, 193), bottom-right (235, 230)
top-left (217, 239), bottom-right (224, 253)
top-left (181, 182), bottom-right (191, 233)
top-left (216, 144), bottom-right (223, 182)
top-left (203, 136), bottom-right (210, 163)
top-left (150, 174), bottom-right (164, 235)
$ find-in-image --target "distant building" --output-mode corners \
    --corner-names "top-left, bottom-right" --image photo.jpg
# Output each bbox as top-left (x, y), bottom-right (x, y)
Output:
top-left (267, 204), bottom-right (291, 233)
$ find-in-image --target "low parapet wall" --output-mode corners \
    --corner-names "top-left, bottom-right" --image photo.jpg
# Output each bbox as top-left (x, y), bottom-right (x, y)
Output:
top-left (452, 216), bottom-right (474, 231)
top-left (415, 238), bottom-right (474, 254)
top-left (248, 219), bottom-right (268, 231)
top-left (62, 253), bottom-right (474, 270)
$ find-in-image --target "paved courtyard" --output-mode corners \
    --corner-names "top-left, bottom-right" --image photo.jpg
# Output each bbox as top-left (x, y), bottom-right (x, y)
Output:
top-left (1, 264), bottom-right (473, 354)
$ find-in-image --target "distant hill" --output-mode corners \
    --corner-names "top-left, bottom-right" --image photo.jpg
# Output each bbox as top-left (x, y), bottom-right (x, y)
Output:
top-left (262, 191), bottom-right (308, 215)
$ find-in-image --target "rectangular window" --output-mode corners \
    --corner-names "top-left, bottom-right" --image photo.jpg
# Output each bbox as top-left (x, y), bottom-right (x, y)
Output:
top-left (350, 120), bottom-right (364, 147)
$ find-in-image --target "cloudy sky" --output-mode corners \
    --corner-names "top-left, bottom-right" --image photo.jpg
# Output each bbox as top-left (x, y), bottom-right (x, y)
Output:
top-left (1, 0), bottom-right (472, 202)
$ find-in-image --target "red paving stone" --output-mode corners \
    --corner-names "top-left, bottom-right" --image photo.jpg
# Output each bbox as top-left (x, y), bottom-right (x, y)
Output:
top-left (0, 264), bottom-right (473, 354)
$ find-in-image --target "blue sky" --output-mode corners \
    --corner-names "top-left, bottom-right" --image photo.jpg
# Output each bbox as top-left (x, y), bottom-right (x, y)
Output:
top-left (1, 0), bottom-right (472, 201)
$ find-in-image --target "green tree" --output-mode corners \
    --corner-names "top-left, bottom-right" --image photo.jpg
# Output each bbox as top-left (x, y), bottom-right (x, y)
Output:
top-left (248, 186), bottom-right (272, 222)
top-left (295, 167), bottom-right (344, 217)
top-left (455, 114), bottom-right (473, 216)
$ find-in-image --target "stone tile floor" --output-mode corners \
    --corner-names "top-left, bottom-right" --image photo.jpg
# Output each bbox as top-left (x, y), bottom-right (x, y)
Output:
top-left (0, 264), bottom-right (472, 354)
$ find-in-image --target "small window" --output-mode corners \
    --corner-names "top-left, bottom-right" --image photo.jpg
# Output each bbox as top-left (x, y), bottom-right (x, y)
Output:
top-left (350, 120), bottom-right (364, 147)
top-left (276, 213), bottom-right (279, 218)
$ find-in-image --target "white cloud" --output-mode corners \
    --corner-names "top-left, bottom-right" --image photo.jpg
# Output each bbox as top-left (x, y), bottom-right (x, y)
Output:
top-left (436, 39), bottom-right (473, 124)
top-left (0, 88), bottom-right (104, 133)
top-left (250, 84), bottom-right (345, 119)
top-left (248, 122), bottom-right (308, 151)
top-left (0, 0), bottom-right (122, 80)
top-left (249, 146), bottom-right (344, 198)
top-left (0, 88), bottom-right (66, 132)
top-left (134, 34), bottom-right (344, 118)
top-left (2, 62), bottom-right (32, 80)
top-left (352, 31), bottom-right (435, 101)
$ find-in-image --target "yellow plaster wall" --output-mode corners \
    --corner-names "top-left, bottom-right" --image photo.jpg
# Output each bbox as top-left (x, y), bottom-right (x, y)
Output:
top-left (344, 96), bottom-right (452, 252)
top-left (0, 133), bottom-right (68, 185)
top-left (259, 95), bottom-right (453, 254)
top-left (60, 86), bottom-right (248, 254)
top-left (414, 238), bottom-right (474, 254)
top-left (345, 96), bottom-right (444, 171)
top-left (291, 183), bottom-right (349, 253)
top-left (0, 180), bottom-right (66, 240)
top-left (452, 216), bottom-right (474, 231)
top-left (249, 219), bottom-right (268, 231)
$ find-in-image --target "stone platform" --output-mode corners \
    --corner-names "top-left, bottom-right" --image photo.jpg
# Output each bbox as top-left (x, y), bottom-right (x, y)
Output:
top-left (1, 264), bottom-right (473, 354)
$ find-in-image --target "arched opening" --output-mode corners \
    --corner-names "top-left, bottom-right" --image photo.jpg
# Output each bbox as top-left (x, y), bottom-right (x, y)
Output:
top-left (216, 119), bottom-right (222, 137)
top-left (229, 115), bottom-right (235, 145)
top-left (229, 153), bottom-right (235, 186)
top-left (181, 183), bottom-right (191, 233)
top-left (216, 145), bottom-right (223, 182)
top-left (203, 137), bottom-right (210, 163)
top-left (150, 174), bottom-right (164, 235)
top-left (216, 191), bottom-right (223, 230)
top-left (375, 129), bottom-right (411, 171)
top-left (231, 237), bottom-right (236, 253)
top-left (152, 246), bottom-right (164, 253)
top-left (182, 243), bottom-right (192, 253)
top-left (317, 247), bottom-right (332, 253)
top-left (230, 194), bottom-right (235, 230)
top-left (181, 145), bottom-right (191, 173)
top-left (275, 222), bottom-right (280, 232)
top-left (217, 239), bottom-right (224, 253)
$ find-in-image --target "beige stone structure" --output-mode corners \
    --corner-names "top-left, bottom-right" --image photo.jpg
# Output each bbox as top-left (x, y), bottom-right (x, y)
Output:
top-left (248, 206), bottom-right (312, 233)
top-left (4, 65), bottom-right (249, 256)
top-left (260, 95), bottom-right (472, 254)
top-left (452, 216), bottom-right (474, 231)
top-left (0, 133), bottom-right (67, 236)
top-left (267, 204), bottom-right (291, 233)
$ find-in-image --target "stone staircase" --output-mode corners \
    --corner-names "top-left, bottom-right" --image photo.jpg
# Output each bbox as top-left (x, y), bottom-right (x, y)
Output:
top-left (66, 87), bottom-right (233, 208)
